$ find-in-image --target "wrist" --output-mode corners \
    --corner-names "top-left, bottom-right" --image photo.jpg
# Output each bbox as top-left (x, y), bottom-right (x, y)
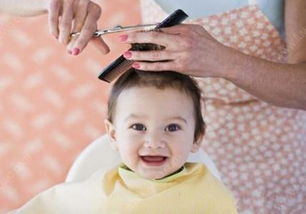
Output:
top-left (206, 45), bottom-right (239, 80)
top-left (41, 0), bottom-right (50, 11)
top-left (15, 0), bottom-right (48, 16)
top-left (32, 0), bottom-right (49, 14)
top-left (219, 46), bottom-right (251, 82)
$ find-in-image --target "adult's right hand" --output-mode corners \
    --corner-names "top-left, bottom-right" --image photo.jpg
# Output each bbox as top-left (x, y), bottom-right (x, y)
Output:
top-left (47, 0), bottom-right (110, 55)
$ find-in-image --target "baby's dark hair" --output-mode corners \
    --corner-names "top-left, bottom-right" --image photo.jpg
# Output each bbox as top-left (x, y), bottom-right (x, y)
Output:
top-left (107, 69), bottom-right (206, 142)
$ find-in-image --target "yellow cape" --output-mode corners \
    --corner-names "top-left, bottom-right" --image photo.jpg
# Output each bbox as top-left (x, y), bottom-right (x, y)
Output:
top-left (12, 163), bottom-right (237, 214)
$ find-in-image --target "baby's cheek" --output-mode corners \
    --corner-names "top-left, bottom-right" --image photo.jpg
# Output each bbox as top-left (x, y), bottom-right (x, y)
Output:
top-left (121, 130), bottom-right (143, 139)
top-left (119, 146), bottom-right (137, 166)
top-left (120, 138), bottom-right (141, 158)
top-left (171, 142), bottom-right (191, 159)
top-left (130, 131), bottom-right (144, 138)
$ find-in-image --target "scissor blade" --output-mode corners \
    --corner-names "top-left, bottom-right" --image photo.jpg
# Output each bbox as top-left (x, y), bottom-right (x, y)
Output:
top-left (95, 23), bottom-right (158, 36)
top-left (71, 23), bottom-right (158, 38)
top-left (113, 23), bottom-right (158, 31)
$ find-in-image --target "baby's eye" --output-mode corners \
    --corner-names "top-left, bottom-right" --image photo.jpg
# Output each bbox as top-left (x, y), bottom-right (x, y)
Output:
top-left (165, 124), bottom-right (181, 132)
top-left (130, 123), bottom-right (146, 131)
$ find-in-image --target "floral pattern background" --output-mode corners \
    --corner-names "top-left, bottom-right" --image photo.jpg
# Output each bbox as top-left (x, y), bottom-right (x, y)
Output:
top-left (0, 0), bottom-right (140, 212)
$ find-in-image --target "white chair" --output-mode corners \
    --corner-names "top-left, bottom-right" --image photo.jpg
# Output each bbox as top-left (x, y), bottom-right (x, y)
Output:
top-left (66, 135), bottom-right (222, 182)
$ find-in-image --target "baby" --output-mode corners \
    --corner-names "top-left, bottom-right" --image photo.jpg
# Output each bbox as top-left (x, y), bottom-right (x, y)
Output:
top-left (11, 69), bottom-right (237, 214)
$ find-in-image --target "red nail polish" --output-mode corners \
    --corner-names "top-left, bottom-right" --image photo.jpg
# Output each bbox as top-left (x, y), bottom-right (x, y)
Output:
top-left (72, 48), bottom-right (80, 55)
top-left (119, 34), bottom-right (128, 42)
top-left (132, 63), bottom-right (140, 69)
top-left (123, 51), bottom-right (132, 58)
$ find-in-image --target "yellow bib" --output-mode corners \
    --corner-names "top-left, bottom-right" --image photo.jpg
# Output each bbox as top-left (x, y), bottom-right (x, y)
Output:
top-left (101, 162), bottom-right (238, 214)
top-left (13, 163), bottom-right (237, 214)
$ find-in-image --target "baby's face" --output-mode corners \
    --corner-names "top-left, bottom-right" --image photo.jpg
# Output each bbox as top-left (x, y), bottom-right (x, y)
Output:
top-left (105, 86), bottom-right (200, 179)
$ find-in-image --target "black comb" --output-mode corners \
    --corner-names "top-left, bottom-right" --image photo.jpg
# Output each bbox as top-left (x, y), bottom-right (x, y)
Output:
top-left (98, 9), bottom-right (189, 83)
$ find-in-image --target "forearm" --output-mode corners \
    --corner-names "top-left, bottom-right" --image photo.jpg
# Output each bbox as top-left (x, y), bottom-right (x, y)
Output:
top-left (223, 48), bottom-right (306, 110)
top-left (0, 0), bottom-right (48, 16)
top-left (285, 0), bottom-right (306, 64)
top-left (220, 0), bottom-right (306, 110)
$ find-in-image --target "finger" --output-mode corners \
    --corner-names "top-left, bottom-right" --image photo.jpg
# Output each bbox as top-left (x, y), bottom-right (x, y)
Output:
top-left (69, 36), bottom-right (110, 54)
top-left (66, 23), bottom-right (98, 55)
top-left (162, 24), bottom-right (214, 40)
top-left (132, 61), bottom-right (179, 71)
top-left (123, 50), bottom-right (175, 62)
top-left (72, 0), bottom-right (89, 32)
top-left (67, 0), bottom-right (89, 54)
top-left (72, 3), bottom-right (109, 54)
top-left (159, 24), bottom-right (192, 34)
top-left (48, 0), bottom-right (61, 38)
top-left (90, 37), bottom-right (110, 54)
top-left (121, 31), bottom-right (180, 49)
top-left (59, 0), bottom-right (74, 44)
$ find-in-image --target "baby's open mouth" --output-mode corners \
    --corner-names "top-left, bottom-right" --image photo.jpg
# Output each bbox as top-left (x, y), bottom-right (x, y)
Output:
top-left (140, 155), bottom-right (168, 166)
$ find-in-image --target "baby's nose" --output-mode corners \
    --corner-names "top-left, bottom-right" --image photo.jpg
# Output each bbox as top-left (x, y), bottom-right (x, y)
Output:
top-left (144, 131), bottom-right (166, 148)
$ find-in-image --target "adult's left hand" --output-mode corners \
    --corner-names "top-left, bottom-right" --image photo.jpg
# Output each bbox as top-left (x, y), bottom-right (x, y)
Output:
top-left (120, 24), bottom-right (232, 78)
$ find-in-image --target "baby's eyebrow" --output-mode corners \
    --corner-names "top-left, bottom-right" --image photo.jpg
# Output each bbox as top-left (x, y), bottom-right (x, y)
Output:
top-left (124, 114), bottom-right (188, 124)
top-left (124, 114), bottom-right (147, 122)
top-left (166, 116), bottom-right (188, 124)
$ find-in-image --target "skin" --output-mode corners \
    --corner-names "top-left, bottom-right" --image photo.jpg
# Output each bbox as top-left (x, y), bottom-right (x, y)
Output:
top-left (105, 86), bottom-right (202, 180)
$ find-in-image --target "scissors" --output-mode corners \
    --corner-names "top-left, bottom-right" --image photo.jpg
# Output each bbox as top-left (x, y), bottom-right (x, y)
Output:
top-left (70, 23), bottom-right (159, 38)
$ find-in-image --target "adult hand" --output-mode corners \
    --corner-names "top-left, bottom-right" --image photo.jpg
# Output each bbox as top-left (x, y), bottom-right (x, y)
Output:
top-left (47, 0), bottom-right (110, 55)
top-left (120, 24), bottom-right (232, 78)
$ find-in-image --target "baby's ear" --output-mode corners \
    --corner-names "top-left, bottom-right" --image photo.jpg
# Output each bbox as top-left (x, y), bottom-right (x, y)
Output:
top-left (104, 119), bottom-right (118, 151)
top-left (191, 134), bottom-right (204, 153)
top-left (191, 143), bottom-right (200, 153)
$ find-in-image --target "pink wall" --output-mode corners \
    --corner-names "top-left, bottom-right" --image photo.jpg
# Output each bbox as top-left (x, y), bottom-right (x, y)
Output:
top-left (0, 0), bottom-right (140, 212)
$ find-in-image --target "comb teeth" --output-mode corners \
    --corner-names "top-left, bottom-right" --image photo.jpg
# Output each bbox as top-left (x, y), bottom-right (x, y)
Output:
top-left (98, 56), bottom-right (133, 82)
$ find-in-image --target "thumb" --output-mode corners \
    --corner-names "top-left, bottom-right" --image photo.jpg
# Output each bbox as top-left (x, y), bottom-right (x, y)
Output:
top-left (90, 37), bottom-right (110, 54)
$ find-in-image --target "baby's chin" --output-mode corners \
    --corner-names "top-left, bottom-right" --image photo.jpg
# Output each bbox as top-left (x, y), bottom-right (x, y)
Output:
top-left (124, 157), bottom-right (187, 180)
top-left (136, 166), bottom-right (183, 180)
top-left (137, 171), bottom-right (169, 180)
top-left (134, 166), bottom-right (172, 180)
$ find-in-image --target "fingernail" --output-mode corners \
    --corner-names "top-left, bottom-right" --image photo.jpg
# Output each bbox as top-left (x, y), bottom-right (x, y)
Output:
top-left (72, 48), bottom-right (80, 56)
top-left (123, 51), bottom-right (132, 59)
top-left (119, 34), bottom-right (128, 42)
top-left (132, 63), bottom-right (140, 69)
